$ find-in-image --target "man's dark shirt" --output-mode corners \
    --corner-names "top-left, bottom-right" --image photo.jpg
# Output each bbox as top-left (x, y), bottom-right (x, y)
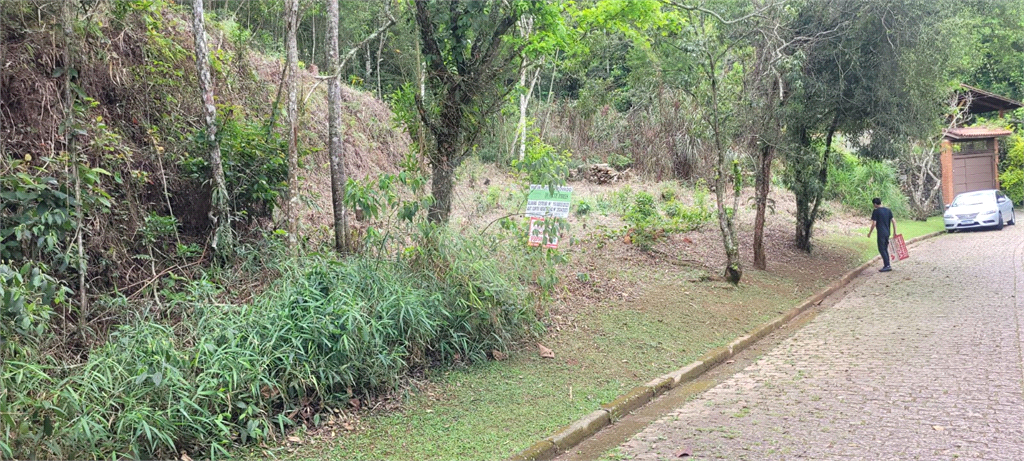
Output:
top-left (871, 206), bottom-right (893, 238)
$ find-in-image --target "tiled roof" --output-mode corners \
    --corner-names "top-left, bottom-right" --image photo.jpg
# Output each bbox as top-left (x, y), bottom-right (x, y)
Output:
top-left (943, 127), bottom-right (1013, 140)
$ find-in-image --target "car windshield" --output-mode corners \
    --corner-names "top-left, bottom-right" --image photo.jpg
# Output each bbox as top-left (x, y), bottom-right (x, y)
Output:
top-left (952, 192), bottom-right (992, 207)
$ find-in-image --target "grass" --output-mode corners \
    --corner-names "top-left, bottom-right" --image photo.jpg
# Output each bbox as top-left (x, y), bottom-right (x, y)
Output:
top-left (827, 215), bottom-right (945, 261)
top-left (284, 251), bottom-right (840, 461)
top-left (268, 210), bottom-right (948, 461)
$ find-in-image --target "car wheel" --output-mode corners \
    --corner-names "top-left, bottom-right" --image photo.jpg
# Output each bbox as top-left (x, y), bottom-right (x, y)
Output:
top-left (996, 213), bottom-right (1005, 230)
top-left (1010, 210), bottom-right (1016, 225)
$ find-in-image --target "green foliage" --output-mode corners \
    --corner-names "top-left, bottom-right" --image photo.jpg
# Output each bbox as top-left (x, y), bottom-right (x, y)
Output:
top-left (0, 262), bottom-right (69, 460)
top-left (624, 192), bottom-right (661, 251)
top-left (608, 153), bottom-right (632, 171)
top-left (182, 110), bottom-right (291, 221)
top-left (659, 185), bottom-right (677, 202)
top-left (1, 240), bottom-right (540, 460)
top-left (826, 151), bottom-right (909, 217)
top-left (575, 199), bottom-right (593, 216)
top-left (0, 172), bottom-right (75, 265)
top-left (0, 263), bottom-right (67, 361)
top-left (512, 131), bottom-right (572, 188)
top-left (1000, 134), bottom-right (1024, 205)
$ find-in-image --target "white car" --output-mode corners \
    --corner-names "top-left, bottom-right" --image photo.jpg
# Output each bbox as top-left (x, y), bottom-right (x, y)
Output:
top-left (943, 189), bottom-right (1016, 232)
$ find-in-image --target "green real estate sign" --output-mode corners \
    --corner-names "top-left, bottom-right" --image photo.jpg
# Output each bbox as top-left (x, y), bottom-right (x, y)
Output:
top-left (526, 185), bottom-right (572, 218)
top-left (526, 185), bottom-right (572, 248)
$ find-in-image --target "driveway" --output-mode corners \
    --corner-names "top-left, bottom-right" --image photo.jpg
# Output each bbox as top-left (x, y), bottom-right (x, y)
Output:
top-left (609, 223), bottom-right (1024, 460)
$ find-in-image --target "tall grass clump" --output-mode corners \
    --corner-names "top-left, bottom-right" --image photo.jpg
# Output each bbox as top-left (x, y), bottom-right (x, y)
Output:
top-left (1, 231), bottom-right (540, 460)
top-left (827, 152), bottom-right (909, 216)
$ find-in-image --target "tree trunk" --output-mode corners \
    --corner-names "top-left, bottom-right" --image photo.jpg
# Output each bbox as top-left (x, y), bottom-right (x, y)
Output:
top-left (795, 193), bottom-right (813, 251)
top-left (516, 66), bottom-right (541, 161)
top-left (753, 143), bottom-right (773, 269)
top-left (285, 0), bottom-right (299, 251)
top-left (376, 30), bottom-right (386, 98)
top-left (428, 154), bottom-right (457, 223)
top-left (192, 0), bottom-right (233, 259)
top-left (326, 0), bottom-right (348, 252)
top-left (708, 63), bottom-right (741, 285)
top-left (0, 3), bottom-right (5, 160)
top-left (715, 159), bottom-right (742, 284)
top-left (365, 42), bottom-right (372, 85)
top-left (62, 2), bottom-right (88, 338)
top-left (794, 113), bottom-right (839, 252)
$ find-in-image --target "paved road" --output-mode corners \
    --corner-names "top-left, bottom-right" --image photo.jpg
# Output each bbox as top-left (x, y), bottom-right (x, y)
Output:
top-left (612, 223), bottom-right (1024, 460)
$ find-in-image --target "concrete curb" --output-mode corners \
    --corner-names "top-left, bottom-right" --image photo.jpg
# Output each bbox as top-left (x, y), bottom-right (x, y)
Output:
top-left (507, 231), bottom-right (944, 461)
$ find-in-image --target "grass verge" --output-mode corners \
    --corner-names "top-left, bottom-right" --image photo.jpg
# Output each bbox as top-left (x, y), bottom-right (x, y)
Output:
top-left (284, 240), bottom-right (862, 460)
top-left (826, 215), bottom-right (945, 261)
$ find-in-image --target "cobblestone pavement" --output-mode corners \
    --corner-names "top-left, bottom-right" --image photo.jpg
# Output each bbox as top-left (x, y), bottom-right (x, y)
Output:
top-left (613, 223), bottom-right (1024, 460)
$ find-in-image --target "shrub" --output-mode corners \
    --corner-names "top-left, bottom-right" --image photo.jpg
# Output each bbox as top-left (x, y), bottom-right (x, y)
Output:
top-left (182, 110), bottom-right (293, 221)
top-left (2, 232), bottom-right (542, 460)
top-left (575, 199), bottom-right (593, 216)
top-left (1000, 134), bottom-right (1023, 205)
top-left (625, 192), bottom-right (662, 251)
top-left (827, 152), bottom-right (909, 217)
top-left (608, 153), bottom-right (632, 171)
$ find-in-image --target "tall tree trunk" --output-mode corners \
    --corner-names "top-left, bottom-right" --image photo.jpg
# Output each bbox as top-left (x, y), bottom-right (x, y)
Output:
top-left (423, 84), bottom-right (466, 224)
top-left (708, 66), bottom-right (741, 284)
top-left (794, 113), bottom-right (839, 252)
top-left (192, 0), bottom-right (233, 259)
top-left (327, 0), bottom-right (348, 252)
top-left (285, 0), bottom-right (299, 251)
top-left (376, 30), bottom-right (386, 98)
top-left (714, 155), bottom-right (742, 284)
top-left (0, 2), bottom-right (5, 160)
top-left (365, 41), bottom-right (372, 85)
top-left (427, 107), bottom-right (464, 223)
top-left (752, 143), bottom-right (773, 269)
top-left (513, 15), bottom-right (537, 161)
top-left (516, 66), bottom-right (541, 161)
top-left (62, 2), bottom-right (88, 338)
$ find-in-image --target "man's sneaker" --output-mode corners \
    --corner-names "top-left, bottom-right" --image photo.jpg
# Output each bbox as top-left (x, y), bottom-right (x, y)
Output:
top-left (879, 266), bottom-right (892, 272)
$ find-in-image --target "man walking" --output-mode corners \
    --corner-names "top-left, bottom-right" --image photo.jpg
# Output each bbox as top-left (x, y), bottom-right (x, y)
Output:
top-left (867, 197), bottom-right (896, 272)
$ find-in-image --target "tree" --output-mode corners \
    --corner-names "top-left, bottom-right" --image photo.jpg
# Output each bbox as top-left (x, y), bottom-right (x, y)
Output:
top-left (285, 0), bottom-right (298, 250)
top-left (663, 0), bottom-right (786, 283)
top-left (191, 0), bottom-right (233, 258)
top-left (741, 0), bottom-right (799, 270)
top-left (326, 0), bottom-right (346, 252)
top-left (325, 0), bottom-right (395, 252)
top-left (513, 15), bottom-right (542, 161)
top-left (961, 0), bottom-right (1024, 102)
top-left (0, 1), bottom-right (5, 160)
top-left (413, 0), bottom-right (560, 224)
top-left (782, 0), bottom-right (963, 251)
top-left (61, 0), bottom-right (88, 336)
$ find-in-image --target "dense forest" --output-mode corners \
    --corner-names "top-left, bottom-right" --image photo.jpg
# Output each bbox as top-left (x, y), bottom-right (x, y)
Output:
top-left (2, 0), bottom-right (1022, 459)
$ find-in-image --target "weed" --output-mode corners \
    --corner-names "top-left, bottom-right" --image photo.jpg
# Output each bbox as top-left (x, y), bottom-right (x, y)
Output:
top-left (575, 199), bottom-right (593, 216)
